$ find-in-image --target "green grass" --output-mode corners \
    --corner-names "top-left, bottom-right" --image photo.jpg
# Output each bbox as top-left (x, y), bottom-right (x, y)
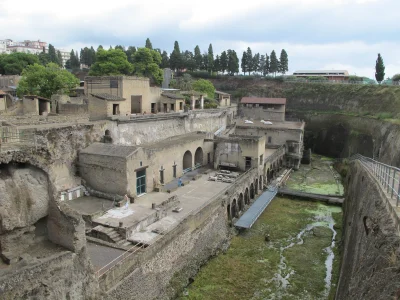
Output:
top-left (178, 198), bottom-right (343, 300)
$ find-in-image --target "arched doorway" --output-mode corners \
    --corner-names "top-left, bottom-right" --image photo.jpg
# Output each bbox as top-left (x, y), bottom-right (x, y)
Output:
top-left (267, 169), bottom-right (270, 183)
top-left (227, 203), bottom-right (231, 220)
top-left (238, 193), bottom-right (244, 212)
top-left (250, 183), bottom-right (255, 200)
top-left (183, 151), bottom-right (192, 170)
top-left (244, 188), bottom-right (249, 205)
top-left (232, 199), bottom-right (238, 218)
top-left (259, 175), bottom-right (263, 191)
top-left (255, 179), bottom-right (259, 195)
top-left (194, 147), bottom-right (203, 166)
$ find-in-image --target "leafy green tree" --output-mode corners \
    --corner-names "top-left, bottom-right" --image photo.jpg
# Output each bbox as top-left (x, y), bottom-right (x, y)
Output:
top-left (171, 73), bottom-right (193, 91)
top-left (97, 45), bottom-right (104, 51)
top-left (170, 41), bottom-right (183, 71)
top-left (125, 46), bottom-right (137, 63)
top-left (90, 46), bottom-right (96, 66)
top-left (375, 53), bottom-right (385, 83)
top-left (220, 51), bottom-right (228, 74)
top-left (279, 49), bottom-right (288, 74)
top-left (193, 79), bottom-right (215, 98)
top-left (241, 51), bottom-right (248, 74)
top-left (270, 50), bottom-right (279, 76)
top-left (194, 45), bottom-right (202, 70)
top-left (89, 48), bottom-right (133, 75)
top-left (145, 38), bottom-right (153, 50)
top-left (392, 74), bottom-right (400, 82)
top-left (131, 48), bottom-right (163, 84)
top-left (0, 52), bottom-right (40, 75)
top-left (227, 50), bottom-right (239, 75)
top-left (115, 45), bottom-right (125, 51)
top-left (17, 63), bottom-right (79, 98)
top-left (48, 44), bottom-right (59, 65)
top-left (246, 47), bottom-right (253, 75)
top-left (207, 44), bottom-right (214, 74)
top-left (69, 50), bottom-right (80, 69)
top-left (160, 51), bottom-right (170, 68)
top-left (38, 52), bottom-right (51, 66)
top-left (213, 55), bottom-right (221, 73)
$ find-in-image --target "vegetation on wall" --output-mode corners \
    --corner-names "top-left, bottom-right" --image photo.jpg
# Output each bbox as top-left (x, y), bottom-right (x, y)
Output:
top-left (193, 79), bottom-right (216, 99)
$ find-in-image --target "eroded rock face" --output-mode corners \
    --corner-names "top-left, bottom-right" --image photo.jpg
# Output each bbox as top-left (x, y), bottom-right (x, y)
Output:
top-left (0, 163), bottom-right (50, 233)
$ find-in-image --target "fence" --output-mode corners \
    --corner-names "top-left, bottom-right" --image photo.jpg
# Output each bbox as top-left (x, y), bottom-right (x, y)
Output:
top-left (350, 154), bottom-right (400, 206)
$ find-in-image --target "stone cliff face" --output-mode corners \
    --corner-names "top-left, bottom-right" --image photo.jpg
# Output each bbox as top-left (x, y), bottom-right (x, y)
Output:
top-left (336, 160), bottom-right (400, 299)
top-left (287, 113), bottom-right (400, 168)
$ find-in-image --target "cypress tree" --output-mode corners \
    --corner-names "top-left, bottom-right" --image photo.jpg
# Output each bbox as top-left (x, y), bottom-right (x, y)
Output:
top-left (375, 53), bottom-right (385, 83)
top-left (270, 50), bottom-right (279, 76)
top-left (207, 44), bottom-right (214, 74)
top-left (279, 49), bottom-right (288, 74)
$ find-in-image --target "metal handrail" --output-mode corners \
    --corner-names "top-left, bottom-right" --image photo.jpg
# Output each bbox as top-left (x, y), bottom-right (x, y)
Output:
top-left (349, 154), bottom-right (400, 206)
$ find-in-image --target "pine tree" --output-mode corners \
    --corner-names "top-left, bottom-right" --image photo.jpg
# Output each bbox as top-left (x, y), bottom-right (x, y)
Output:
top-left (265, 55), bottom-right (270, 76)
top-left (259, 55), bottom-right (266, 76)
top-left (253, 53), bottom-right (260, 75)
top-left (170, 41), bottom-right (182, 71)
top-left (207, 44), bottom-right (214, 74)
top-left (160, 51), bottom-right (170, 69)
top-left (145, 38), bottom-right (153, 50)
top-left (279, 49), bottom-right (288, 74)
top-left (214, 55), bottom-right (221, 73)
top-left (246, 47), bottom-right (253, 75)
top-left (57, 50), bottom-right (63, 67)
top-left (228, 50), bottom-right (239, 75)
top-left (270, 50), bottom-right (279, 76)
top-left (193, 46), bottom-right (202, 70)
top-left (220, 51), bottom-right (228, 74)
top-left (241, 51), bottom-right (248, 74)
top-left (375, 53), bottom-right (385, 83)
top-left (48, 44), bottom-right (58, 64)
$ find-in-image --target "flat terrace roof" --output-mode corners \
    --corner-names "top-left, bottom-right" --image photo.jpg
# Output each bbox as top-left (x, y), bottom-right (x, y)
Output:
top-left (236, 120), bottom-right (305, 130)
top-left (141, 132), bottom-right (208, 150)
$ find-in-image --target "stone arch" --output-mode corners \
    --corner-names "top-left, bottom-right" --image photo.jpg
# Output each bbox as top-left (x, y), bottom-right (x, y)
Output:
top-left (227, 203), bottom-right (231, 220)
top-left (244, 188), bottom-right (249, 205)
top-left (280, 158), bottom-right (283, 167)
top-left (238, 193), bottom-right (244, 212)
top-left (250, 183), bottom-right (255, 200)
top-left (259, 175), bottom-right (263, 190)
top-left (266, 169), bottom-right (270, 183)
top-left (194, 147), bottom-right (203, 166)
top-left (183, 150), bottom-right (193, 170)
top-left (232, 199), bottom-right (238, 218)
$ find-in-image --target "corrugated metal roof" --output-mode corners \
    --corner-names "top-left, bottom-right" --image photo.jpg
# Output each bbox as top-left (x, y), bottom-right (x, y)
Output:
top-left (241, 97), bottom-right (286, 105)
top-left (80, 142), bottom-right (138, 158)
top-left (90, 93), bottom-right (125, 101)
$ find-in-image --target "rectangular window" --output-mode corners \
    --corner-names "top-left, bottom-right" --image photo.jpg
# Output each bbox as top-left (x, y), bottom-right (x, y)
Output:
top-left (260, 154), bottom-right (263, 165)
top-left (160, 169), bottom-right (164, 184)
top-left (179, 102), bottom-right (183, 110)
top-left (207, 153), bottom-right (211, 164)
top-left (110, 80), bottom-right (118, 88)
top-left (245, 157), bottom-right (252, 170)
top-left (268, 136), bottom-right (272, 143)
top-left (136, 170), bottom-right (146, 195)
top-left (113, 104), bottom-right (120, 115)
top-left (173, 165), bottom-right (177, 178)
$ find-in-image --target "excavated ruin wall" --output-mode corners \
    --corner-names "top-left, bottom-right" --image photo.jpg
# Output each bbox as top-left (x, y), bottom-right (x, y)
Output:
top-left (103, 195), bottom-right (231, 300)
top-left (336, 161), bottom-right (400, 299)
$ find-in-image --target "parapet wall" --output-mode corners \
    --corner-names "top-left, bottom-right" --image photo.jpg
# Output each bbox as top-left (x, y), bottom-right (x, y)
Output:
top-left (336, 161), bottom-right (400, 299)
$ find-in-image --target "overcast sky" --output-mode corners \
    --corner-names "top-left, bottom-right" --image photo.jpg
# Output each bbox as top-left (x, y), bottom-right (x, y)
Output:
top-left (1, 0), bottom-right (399, 78)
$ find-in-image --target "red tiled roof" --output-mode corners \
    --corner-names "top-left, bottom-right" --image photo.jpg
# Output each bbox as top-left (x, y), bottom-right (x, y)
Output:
top-left (241, 97), bottom-right (286, 105)
top-left (0, 90), bottom-right (7, 95)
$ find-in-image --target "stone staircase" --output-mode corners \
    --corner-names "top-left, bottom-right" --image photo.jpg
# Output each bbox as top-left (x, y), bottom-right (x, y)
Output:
top-left (90, 225), bottom-right (132, 247)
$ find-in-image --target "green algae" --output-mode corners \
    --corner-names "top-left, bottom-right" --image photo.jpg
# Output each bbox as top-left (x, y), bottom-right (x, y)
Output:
top-left (178, 197), bottom-right (343, 300)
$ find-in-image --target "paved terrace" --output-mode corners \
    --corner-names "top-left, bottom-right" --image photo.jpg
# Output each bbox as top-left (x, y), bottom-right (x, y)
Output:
top-left (235, 120), bottom-right (305, 130)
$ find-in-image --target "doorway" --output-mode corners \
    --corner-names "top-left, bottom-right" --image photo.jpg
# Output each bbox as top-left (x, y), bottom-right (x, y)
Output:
top-left (113, 104), bottom-right (120, 115)
top-left (173, 165), bottom-right (177, 178)
top-left (131, 95), bottom-right (142, 113)
top-left (151, 103), bottom-right (156, 113)
top-left (136, 169), bottom-right (146, 195)
top-left (163, 103), bottom-right (167, 113)
top-left (171, 104), bottom-right (175, 111)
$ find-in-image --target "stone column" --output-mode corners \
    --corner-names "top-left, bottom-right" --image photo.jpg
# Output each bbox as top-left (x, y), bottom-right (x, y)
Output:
top-left (200, 95), bottom-right (204, 109)
top-left (191, 95), bottom-right (195, 110)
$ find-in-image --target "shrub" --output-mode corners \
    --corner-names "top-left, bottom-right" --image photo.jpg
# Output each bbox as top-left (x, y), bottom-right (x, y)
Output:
top-left (376, 112), bottom-right (393, 120)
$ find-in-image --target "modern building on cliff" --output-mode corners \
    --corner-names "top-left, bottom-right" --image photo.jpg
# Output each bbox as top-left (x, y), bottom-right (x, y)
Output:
top-left (293, 70), bottom-right (349, 81)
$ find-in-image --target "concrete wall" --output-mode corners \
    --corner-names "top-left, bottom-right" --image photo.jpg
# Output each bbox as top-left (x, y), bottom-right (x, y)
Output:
top-left (79, 152), bottom-right (128, 196)
top-left (106, 100), bottom-right (130, 117)
top-left (23, 97), bottom-right (38, 115)
top-left (336, 160), bottom-right (400, 300)
top-left (235, 126), bottom-right (302, 147)
top-left (58, 103), bottom-right (88, 115)
top-left (241, 105), bottom-right (285, 121)
top-left (88, 95), bottom-right (107, 120)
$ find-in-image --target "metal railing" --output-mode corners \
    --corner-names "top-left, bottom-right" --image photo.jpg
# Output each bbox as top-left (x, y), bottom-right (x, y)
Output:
top-left (350, 154), bottom-right (400, 206)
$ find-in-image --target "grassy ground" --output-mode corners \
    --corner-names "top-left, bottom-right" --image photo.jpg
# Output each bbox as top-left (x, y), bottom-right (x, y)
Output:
top-left (178, 197), bottom-right (342, 300)
top-left (285, 155), bottom-right (344, 196)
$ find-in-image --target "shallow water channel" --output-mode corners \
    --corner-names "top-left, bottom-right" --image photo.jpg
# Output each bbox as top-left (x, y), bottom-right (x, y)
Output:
top-left (178, 198), bottom-right (342, 300)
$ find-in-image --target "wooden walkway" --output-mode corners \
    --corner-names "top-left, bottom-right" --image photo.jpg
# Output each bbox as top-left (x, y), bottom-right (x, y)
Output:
top-left (278, 188), bottom-right (344, 205)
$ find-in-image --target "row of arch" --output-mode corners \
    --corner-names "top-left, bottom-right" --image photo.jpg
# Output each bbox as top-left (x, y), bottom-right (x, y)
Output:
top-left (183, 147), bottom-right (203, 170)
top-left (226, 153), bottom-right (285, 222)
top-left (227, 175), bottom-right (264, 220)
